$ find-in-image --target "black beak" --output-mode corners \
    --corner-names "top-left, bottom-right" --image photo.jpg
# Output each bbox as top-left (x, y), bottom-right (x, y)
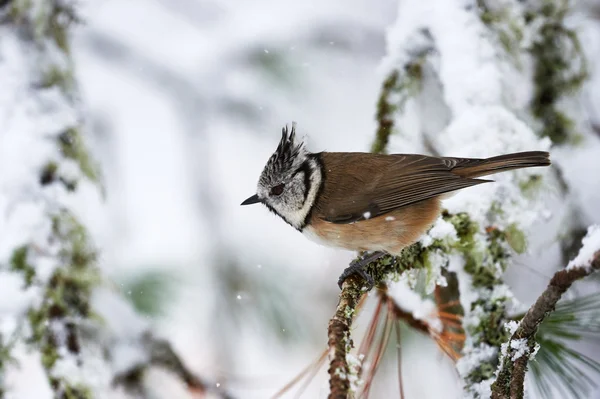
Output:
top-left (241, 194), bottom-right (261, 206)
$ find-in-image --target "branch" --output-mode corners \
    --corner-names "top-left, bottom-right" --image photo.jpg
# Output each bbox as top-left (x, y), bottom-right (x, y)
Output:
top-left (327, 276), bottom-right (365, 399)
top-left (114, 333), bottom-right (236, 399)
top-left (491, 250), bottom-right (600, 399)
top-left (371, 71), bottom-right (399, 154)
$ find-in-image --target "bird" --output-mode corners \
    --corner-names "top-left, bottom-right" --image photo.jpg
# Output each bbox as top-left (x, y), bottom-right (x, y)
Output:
top-left (241, 123), bottom-right (551, 289)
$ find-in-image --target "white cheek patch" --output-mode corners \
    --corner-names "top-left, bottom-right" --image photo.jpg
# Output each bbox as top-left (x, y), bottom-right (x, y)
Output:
top-left (282, 159), bottom-right (322, 230)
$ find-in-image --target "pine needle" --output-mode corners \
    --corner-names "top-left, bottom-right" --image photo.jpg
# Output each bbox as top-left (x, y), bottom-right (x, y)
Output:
top-left (394, 320), bottom-right (405, 399)
top-left (359, 301), bottom-right (394, 398)
top-left (528, 292), bottom-right (600, 399)
top-left (271, 349), bottom-right (328, 399)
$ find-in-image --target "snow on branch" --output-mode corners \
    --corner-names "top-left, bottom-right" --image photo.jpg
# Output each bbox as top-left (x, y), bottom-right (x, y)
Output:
top-left (377, 1), bottom-right (554, 396)
top-left (491, 225), bottom-right (600, 399)
top-left (344, 0), bottom-right (590, 397)
top-left (0, 2), bottom-right (226, 398)
top-left (112, 332), bottom-right (235, 399)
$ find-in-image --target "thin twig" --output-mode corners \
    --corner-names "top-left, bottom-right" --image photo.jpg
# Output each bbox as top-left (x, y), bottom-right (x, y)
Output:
top-left (491, 250), bottom-right (600, 399)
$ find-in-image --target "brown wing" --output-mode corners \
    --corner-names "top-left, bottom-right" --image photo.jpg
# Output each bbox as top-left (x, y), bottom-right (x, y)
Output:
top-left (315, 152), bottom-right (490, 224)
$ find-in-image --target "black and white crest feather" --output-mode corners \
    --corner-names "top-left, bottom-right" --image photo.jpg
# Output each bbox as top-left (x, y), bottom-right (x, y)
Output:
top-left (254, 122), bottom-right (323, 230)
top-left (273, 123), bottom-right (304, 168)
top-left (259, 122), bottom-right (308, 187)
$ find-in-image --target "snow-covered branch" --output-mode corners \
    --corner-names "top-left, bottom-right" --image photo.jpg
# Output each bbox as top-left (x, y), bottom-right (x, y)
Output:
top-left (0, 2), bottom-right (225, 398)
top-left (491, 226), bottom-right (600, 399)
top-left (365, 0), bottom-right (591, 396)
top-left (113, 332), bottom-right (235, 399)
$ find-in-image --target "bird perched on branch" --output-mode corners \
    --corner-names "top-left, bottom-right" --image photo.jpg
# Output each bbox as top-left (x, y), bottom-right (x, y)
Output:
top-left (241, 123), bottom-right (551, 289)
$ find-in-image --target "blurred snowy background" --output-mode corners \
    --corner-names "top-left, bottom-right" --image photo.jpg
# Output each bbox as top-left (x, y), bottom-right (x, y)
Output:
top-left (74, 0), bottom-right (600, 397)
top-left (3, 0), bottom-right (600, 398)
top-left (72, 0), bottom-right (411, 397)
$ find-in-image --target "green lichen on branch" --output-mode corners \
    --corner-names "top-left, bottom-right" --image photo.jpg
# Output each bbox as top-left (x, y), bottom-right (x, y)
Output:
top-left (40, 161), bottom-right (78, 192)
top-left (6, 0), bottom-right (79, 53)
top-left (477, 0), bottom-right (587, 144)
top-left (527, 0), bottom-right (587, 144)
top-left (476, 0), bottom-right (524, 57)
top-left (58, 127), bottom-right (99, 182)
top-left (339, 211), bottom-right (523, 395)
top-left (40, 64), bottom-right (75, 93)
top-left (372, 71), bottom-right (399, 154)
top-left (7, 1), bottom-right (100, 185)
top-left (2, 3), bottom-right (102, 397)
top-left (357, 212), bottom-right (524, 294)
top-left (372, 56), bottom-right (426, 154)
top-left (442, 212), bottom-right (524, 389)
top-left (0, 333), bottom-right (16, 398)
top-left (351, 243), bottom-right (428, 289)
top-left (27, 211), bottom-right (100, 398)
top-left (10, 245), bottom-right (36, 287)
top-left (444, 212), bottom-right (518, 289)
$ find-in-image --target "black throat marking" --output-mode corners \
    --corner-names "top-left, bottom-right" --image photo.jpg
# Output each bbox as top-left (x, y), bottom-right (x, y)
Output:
top-left (299, 153), bottom-right (324, 231)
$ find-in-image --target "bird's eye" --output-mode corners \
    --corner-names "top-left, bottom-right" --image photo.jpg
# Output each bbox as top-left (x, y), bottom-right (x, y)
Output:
top-left (270, 184), bottom-right (285, 196)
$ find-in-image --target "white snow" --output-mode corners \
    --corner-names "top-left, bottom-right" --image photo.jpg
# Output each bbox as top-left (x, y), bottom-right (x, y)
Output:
top-left (379, 1), bottom-right (563, 396)
top-left (386, 279), bottom-right (443, 333)
top-left (3, 345), bottom-right (53, 399)
top-left (345, 352), bottom-right (364, 392)
top-left (427, 250), bottom-right (449, 289)
top-left (504, 320), bottom-right (519, 336)
top-left (567, 224), bottom-right (600, 270)
top-left (0, 12), bottom-right (157, 397)
top-left (91, 288), bottom-right (149, 340)
top-left (110, 341), bottom-right (148, 376)
top-left (509, 338), bottom-right (529, 361)
top-left (0, 273), bottom-right (39, 337)
top-left (0, 272), bottom-right (36, 314)
top-left (0, 0), bottom-right (591, 397)
top-left (382, 0), bottom-right (552, 231)
top-left (420, 217), bottom-right (458, 247)
top-left (468, 380), bottom-right (493, 399)
top-left (0, 16), bottom-right (87, 399)
top-left (429, 218), bottom-right (458, 241)
top-left (456, 344), bottom-right (498, 378)
top-left (51, 346), bottom-right (113, 396)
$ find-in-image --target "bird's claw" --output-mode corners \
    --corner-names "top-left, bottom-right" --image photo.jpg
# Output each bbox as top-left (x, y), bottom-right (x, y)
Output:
top-left (337, 251), bottom-right (385, 290)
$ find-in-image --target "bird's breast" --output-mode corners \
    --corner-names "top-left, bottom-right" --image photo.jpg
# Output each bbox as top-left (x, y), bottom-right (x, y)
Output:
top-left (302, 225), bottom-right (339, 248)
top-left (302, 199), bottom-right (442, 255)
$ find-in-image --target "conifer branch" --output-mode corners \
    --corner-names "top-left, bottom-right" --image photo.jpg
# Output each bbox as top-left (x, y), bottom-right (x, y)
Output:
top-left (491, 250), bottom-right (600, 399)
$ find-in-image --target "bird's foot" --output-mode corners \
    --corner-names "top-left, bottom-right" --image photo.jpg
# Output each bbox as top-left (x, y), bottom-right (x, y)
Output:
top-left (337, 251), bottom-right (386, 290)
